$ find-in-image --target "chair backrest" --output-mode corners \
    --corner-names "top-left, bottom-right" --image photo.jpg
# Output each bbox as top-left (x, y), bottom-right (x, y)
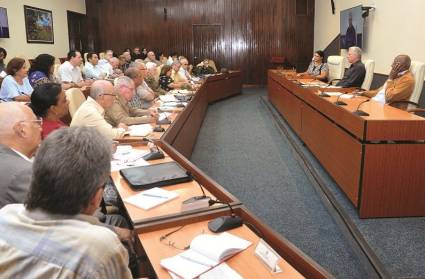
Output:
top-left (409, 61), bottom-right (425, 103)
top-left (361, 59), bottom-right (375, 90)
top-left (84, 52), bottom-right (88, 63)
top-left (327, 56), bottom-right (345, 81)
top-left (65, 88), bottom-right (86, 117)
top-left (53, 64), bottom-right (61, 81)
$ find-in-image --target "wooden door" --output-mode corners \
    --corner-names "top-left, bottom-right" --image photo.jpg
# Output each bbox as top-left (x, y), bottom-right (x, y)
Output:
top-left (67, 11), bottom-right (88, 53)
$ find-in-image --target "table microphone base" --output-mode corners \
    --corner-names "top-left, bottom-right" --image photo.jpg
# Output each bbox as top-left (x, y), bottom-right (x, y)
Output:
top-left (208, 216), bottom-right (243, 233)
top-left (181, 196), bottom-right (211, 212)
top-left (334, 101), bottom-right (347, 106)
top-left (353, 110), bottom-right (370, 116)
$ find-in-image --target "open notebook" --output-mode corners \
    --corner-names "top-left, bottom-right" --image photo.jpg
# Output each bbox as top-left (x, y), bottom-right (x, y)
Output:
top-left (124, 187), bottom-right (178, 210)
top-left (160, 232), bottom-right (251, 279)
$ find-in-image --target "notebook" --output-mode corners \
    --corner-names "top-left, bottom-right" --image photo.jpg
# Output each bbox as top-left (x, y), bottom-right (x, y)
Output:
top-left (160, 232), bottom-right (251, 279)
top-left (119, 161), bottom-right (192, 190)
top-left (123, 187), bottom-right (178, 210)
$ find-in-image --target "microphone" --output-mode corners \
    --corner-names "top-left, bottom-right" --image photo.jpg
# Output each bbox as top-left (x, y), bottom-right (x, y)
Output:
top-left (353, 99), bottom-right (370, 116)
top-left (207, 199), bottom-right (243, 233)
top-left (334, 93), bottom-right (347, 106)
top-left (318, 90), bottom-right (330, 97)
top-left (181, 175), bottom-right (211, 212)
top-left (141, 137), bottom-right (165, 161)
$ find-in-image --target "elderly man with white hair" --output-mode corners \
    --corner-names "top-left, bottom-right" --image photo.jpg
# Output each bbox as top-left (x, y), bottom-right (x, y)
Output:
top-left (126, 62), bottom-right (157, 109)
top-left (70, 80), bottom-right (127, 140)
top-left (0, 102), bottom-right (41, 208)
top-left (336, 46), bottom-right (366, 88)
top-left (105, 76), bottom-right (156, 126)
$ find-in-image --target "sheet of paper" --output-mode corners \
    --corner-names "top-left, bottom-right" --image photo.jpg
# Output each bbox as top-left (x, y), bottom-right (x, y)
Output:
top-left (127, 124), bottom-right (153, 137)
top-left (160, 94), bottom-right (178, 102)
top-left (199, 263), bottom-right (243, 279)
top-left (124, 187), bottom-right (179, 210)
top-left (111, 148), bottom-right (150, 172)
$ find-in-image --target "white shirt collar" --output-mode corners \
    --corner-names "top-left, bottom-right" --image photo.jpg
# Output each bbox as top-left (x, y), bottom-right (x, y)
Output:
top-left (11, 148), bottom-right (33, 162)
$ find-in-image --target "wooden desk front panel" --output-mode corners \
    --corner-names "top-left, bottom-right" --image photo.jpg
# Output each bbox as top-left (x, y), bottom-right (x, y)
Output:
top-left (268, 77), bottom-right (302, 135)
top-left (139, 221), bottom-right (305, 279)
top-left (171, 87), bottom-right (208, 158)
top-left (301, 104), bottom-right (362, 206)
top-left (206, 73), bottom-right (242, 103)
top-left (360, 144), bottom-right (425, 217)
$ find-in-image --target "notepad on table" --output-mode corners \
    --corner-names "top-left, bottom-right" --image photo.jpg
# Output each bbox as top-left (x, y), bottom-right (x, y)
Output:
top-left (126, 124), bottom-right (153, 137)
top-left (160, 94), bottom-right (178, 102)
top-left (160, 232), bottom-right (251, 279)
top-left (124, 187), bottom-right (178, 210)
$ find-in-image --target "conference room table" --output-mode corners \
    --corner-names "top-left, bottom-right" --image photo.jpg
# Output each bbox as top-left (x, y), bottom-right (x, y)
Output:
top-left (268, 70), bottom-right (425, 218)
top-left (110, 71), bottom-right (333, 278)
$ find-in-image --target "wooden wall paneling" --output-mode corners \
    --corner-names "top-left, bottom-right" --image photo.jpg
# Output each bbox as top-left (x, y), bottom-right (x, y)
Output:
top-left (85, 0), bottom-right (315, 85)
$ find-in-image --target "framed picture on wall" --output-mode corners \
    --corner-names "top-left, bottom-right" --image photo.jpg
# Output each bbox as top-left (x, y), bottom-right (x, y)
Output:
top-left (24, 5), bottom-right (54, 44)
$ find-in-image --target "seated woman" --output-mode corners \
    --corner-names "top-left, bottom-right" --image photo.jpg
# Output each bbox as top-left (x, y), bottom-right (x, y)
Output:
top-left (159, 65), bottom-right (188, 91)
top-left (299, 50), bottom-right (329, 81)
top-left (28, 53), bottom-right (57, 88)
top-left (0, 58), bottom-right (33, 102)
top-left (30, 83), bottom-right (69, 139)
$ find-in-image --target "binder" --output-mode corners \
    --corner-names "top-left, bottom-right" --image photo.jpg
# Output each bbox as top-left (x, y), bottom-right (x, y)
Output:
top-left (119, 161), bottom-right (192, 190)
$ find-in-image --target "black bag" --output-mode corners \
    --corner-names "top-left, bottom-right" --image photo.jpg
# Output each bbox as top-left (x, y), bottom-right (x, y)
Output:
top-left (119, 161), bottom-right (192, 190)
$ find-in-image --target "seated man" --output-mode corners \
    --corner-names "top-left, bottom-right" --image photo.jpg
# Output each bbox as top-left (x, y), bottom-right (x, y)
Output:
top-left (70, 80), bottom-right (127, 140)
top-left (0, 102), bottom-right (41, 208)
top-left (121, 51), bottom-right (132, 72)
top-left (171, 61), bottom-right (189, 83)
top-left (105, 76), bottom-right (156, 126)
top-left (362, 55), bottom-right (414, 104)
top-left (144, 51), bottom-right (161, 66)
top-left (84, 52), bottom-right (105, 80)
top-left (126, 63), bottom-right (156, 109)
top-left (58, 50), bottom-right (90, 90)
top-left (179, 57), bottom-right (195, 81)
top-left (0, 127), bottom-right (132, 278)
top-left (145, 62), bottom-right (167, 96)
top-left (336, 46), bottom-right (366, 88)
top-left (193, 59), bottom-right (216, 76)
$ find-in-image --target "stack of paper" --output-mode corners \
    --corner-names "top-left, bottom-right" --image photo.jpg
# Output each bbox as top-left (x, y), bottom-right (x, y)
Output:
top-left (126, 124), bottom-right (153, 137)
top-left (124, 187), bottom-right (179, 210)
top-left (111, 146), bottom-right (149, 171)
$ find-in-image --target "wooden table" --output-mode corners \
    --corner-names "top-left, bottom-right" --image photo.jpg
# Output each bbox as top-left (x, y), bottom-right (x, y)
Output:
top-left (268, 70), bottom-right (425, 218)
top-left (136, 206), bottom-right (331, 279)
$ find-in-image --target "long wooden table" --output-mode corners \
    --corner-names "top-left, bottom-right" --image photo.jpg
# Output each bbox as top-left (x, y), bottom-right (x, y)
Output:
top-left (112, 71), bottom-right (332, 278)
top-left (268, 70), bottom-right (425, 218)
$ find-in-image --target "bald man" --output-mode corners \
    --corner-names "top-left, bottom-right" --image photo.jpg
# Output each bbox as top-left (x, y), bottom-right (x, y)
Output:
top-left (144, 51), bottom-right (161, 66)
top-left (70, 80), bottom-right (127, 140)
top-left (363, 55), bottom-right (414, 104)
top-left (0, 102), bottom-right (42, 208)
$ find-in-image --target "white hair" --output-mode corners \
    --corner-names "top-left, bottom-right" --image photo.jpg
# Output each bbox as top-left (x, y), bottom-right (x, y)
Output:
top-left (349, 46), bottom-right (362, 59)
top-left (114, 75), bottom-right (133, 90)
top-left (145, 62), bottom-right (157, 70)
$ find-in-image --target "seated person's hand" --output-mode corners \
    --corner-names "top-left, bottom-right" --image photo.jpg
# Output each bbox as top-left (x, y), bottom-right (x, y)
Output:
top-left (149, 108), bottom-right (158, 118)
top-left (117, 123), bottom-right (128, 130)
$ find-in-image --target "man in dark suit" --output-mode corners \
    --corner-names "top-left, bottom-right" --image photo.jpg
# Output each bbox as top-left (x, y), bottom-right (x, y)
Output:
top-left (336, 46), bottom-right (366, 88)
top-left (0, 102), bottom-right (42, 208)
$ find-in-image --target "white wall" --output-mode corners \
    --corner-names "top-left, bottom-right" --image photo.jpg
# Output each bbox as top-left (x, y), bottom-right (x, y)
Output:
top-left (315, 0), bottom-right (425, 75)
top-left (0, 0), bottom-right (85, 62)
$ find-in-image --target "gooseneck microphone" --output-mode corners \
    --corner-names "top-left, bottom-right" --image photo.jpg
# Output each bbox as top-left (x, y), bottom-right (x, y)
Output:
top-left (141, 137), bottom-right (165, 161)
top-left (353, 99), bottom-right (370, 116)
top-left (207, 199), bottom-right (243, 233)
top-left (181, 174), bottom-right (211, 212)
top-left (334, 93), bottom-right (347, 106)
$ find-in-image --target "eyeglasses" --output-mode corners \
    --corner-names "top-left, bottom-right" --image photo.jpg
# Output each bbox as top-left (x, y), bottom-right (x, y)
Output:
top-left (100, 93), bottom-right (116, 97)
top-left (159, 226), bottom-right (205, 251)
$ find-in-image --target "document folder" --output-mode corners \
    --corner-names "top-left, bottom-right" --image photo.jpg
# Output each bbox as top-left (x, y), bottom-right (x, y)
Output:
top-left (119, 161), bottom-right (192, 190)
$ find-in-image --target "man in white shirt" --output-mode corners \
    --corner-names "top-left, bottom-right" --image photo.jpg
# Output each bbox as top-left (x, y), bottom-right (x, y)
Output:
top-left (0, 102), bottom-right (41, 208)
top-left (58, 50), bottom-right (90, 89)
top-left (84, 52), bottom-right (105, 80)
top-left (70, 80), bottom-right (127, 140)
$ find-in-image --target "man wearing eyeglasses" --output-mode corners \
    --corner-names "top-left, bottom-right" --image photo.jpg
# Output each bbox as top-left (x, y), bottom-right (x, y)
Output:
top-left (0, 102), bottom-right (42, 208)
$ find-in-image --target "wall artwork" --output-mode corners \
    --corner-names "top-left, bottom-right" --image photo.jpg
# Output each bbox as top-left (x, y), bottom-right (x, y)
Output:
top-left (24, 5), bottom-right (54, 44)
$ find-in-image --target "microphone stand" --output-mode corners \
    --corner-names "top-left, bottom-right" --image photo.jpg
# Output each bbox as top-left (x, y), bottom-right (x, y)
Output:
top-left (334, 93), bottom-right (347, 106)
top-left (141, 137), bottom-right (165, 161)
top-left (181, 174), bottom-right (211, 212)
top-left (207, 199), bottom-right (243, 232)
top-left (353, 99), bottom-right (370, 116)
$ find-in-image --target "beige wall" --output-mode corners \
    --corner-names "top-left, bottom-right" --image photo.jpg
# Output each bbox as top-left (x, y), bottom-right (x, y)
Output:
top-left (315, 0), bottom-right (425, 75)
top-left (0, 0), bottom-right (85, 62)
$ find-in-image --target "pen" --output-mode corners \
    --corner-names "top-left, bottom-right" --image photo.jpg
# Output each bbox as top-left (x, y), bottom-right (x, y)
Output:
top-left (179, 255), bottom-right (212, 267)
top-left (142, 193), bottom-right (168, 199)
